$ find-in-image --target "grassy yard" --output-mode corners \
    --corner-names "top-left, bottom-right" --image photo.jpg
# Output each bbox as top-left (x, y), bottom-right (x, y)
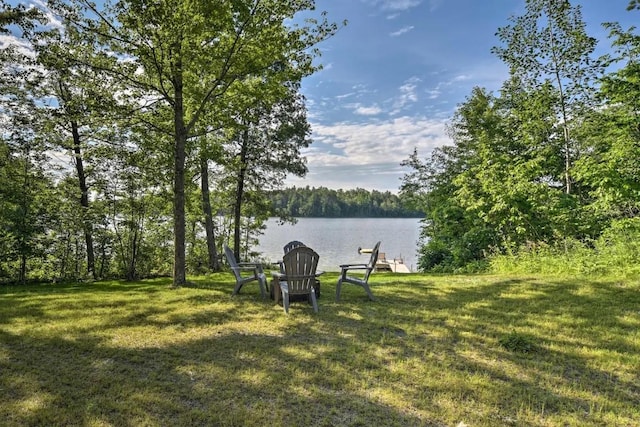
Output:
top-left (1, 272), bottom-right (639, 426)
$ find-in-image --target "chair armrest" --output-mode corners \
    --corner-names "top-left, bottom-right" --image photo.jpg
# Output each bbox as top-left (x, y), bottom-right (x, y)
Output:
top-left (234, 265), bottom-right (259, 271)
top-left (339, 263), bottom-right (368, 269)
top-left (271, 271), bottom-right (285, 280)
top-left (238, 261), bottom-right (262, 267)
top-left (315, 270), bottom-right (325, 277)
top-left (238, 262), bottom-right (264, 272)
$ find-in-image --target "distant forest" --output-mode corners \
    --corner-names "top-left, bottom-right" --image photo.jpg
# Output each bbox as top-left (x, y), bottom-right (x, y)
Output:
top-left (268, 187), bottom-right (423, 218)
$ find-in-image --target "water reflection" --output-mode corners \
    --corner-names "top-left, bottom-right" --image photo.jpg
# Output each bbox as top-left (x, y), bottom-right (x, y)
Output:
top-left (257, 217), bottom-right (422, 272)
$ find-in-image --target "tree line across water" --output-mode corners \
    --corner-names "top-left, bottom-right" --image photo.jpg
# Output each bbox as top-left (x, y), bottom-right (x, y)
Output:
top-left (269, 187), bottom-right (423, 218)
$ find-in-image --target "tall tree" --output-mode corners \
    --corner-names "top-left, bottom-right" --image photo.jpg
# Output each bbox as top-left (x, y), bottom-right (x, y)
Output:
top-left (492, 0), bottom-right (599, 195)
top-left (34, 40), bottom-right (103, 280)
top-left (52, 0), bottom-right (339, 286)
top-left (221, 80), bottom-right (311, 260)
top-left (199, 141), bottom-right (222, 271)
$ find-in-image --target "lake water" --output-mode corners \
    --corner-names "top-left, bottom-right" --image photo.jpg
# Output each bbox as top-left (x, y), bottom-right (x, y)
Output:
top-left (256, 217), bottom-right (423, 272)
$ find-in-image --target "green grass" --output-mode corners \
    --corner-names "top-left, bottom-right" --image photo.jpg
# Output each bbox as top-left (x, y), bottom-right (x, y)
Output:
top-left (1, 272), bottom-right (639, 426)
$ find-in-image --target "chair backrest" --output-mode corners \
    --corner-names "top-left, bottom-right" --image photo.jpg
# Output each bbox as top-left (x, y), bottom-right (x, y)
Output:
top-left (282, 246), bottom-right (319, 296)
top-left (283, 240), bottom-right (305, 254)
top-left (363, 241), bottom-right (381, 281)
top-left (223, 244), bottom-right (242, 281)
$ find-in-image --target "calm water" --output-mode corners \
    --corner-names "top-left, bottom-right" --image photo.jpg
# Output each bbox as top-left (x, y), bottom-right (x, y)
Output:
top-left (256, 217), bottom-right (422, 272)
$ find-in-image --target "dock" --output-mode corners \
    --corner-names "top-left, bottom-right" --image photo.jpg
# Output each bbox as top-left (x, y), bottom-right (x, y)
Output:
top-left (375, 253), bottom-right (411, 273)
top-left (358, 247), bottom-right (412, 273)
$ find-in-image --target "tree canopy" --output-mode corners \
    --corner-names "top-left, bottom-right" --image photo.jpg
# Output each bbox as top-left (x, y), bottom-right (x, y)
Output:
top-left (0, 0), bottom-right (341, 284)
top-left (401, 0), bottom-right (640, 272)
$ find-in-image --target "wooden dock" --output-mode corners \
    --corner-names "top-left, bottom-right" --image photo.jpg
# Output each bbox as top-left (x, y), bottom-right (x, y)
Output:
top-left (375, 253), bottom-right (411, 273)
top-left (359, 247), bottom-right (412, 273)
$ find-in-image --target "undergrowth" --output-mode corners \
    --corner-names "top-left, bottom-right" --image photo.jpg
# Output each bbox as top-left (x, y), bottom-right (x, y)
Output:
top-left (489, 218), bottom-right (640, 277)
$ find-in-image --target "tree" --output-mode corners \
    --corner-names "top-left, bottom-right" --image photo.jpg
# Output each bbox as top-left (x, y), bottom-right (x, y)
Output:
top-left (32, 26), bottom-right (117, 280)
top-left (492, 0), bottom-right (600, 195)
top-left (574, 22), bottom-right (640, 221)
top-left (51, 0), bottom-right (339, 286)
top-left (0, 0), bottom-right (43, 33)
top-left (219, 80), bottom-right (311, 260)
top-left (399, 89), bottom-right (503, 271)
top-left (0, 120), bottom-right (52, 283)
top-left (198, 137), bottom-right (223, 271)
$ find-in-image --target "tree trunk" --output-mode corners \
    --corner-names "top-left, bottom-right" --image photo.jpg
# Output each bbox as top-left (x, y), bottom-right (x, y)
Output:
top-left (98, 236), bottom-right (107, 279)
top-left (233, 128), bottom-right (250, 261)
top-left (201, 155), bottom-right (220, 271)
top-left (548, 20), bottom-right (572, 195)
top-left (59, 230), bottom-right (71, 280)
top-left (172, 69), bottom-right (187, 287)
top-left (127, 222), bottom-right (139, 281)
top-left (71, 120), bottom-right (96, 279)
top-left (19, 253), bottom-right (26, 285)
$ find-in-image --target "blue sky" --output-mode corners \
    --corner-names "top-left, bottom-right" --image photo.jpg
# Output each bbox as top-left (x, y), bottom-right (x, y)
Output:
top-left (287, 0), bottom-right (638, 193)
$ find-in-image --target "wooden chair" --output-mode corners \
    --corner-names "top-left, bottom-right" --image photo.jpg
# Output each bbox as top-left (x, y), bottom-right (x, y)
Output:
top-left (279, 240), bottom-right (306, 273)
top-left (224, 244), bottom-right (267, 299)
top-left (283, 240), bottom-right (306, 254)
top-left (274, 240), bottom-right (321, 300)
top-left (271, 246), bottom-right (322, 314)
top-left (335, 241), bottom-right (380, 302)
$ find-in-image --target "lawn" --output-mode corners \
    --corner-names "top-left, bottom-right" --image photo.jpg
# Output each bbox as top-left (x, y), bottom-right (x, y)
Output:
top-left (1, 272), bottom-right (639, 426)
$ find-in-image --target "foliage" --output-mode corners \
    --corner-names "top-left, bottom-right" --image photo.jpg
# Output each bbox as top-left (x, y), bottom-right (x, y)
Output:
top-left (1, 273), bottom-right (639, 426)
top-left (402, 1), bottom-right (640, 273)
top-left (270, 186), bottom-right (423, 218)
top-left (41, 0), bottom-right (341, 286)
top-left (573, 22), bottom-right (640, 221)
top-left (490, 218), bottom-right (640, 277)
top-left (0, 1), bottom-right (340, 283)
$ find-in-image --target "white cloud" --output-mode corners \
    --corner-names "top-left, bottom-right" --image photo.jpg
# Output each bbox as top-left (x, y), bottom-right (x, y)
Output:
top-left (336, 92), bottom-right (355, 100)
top-left (31, 0), bottom-right (63, 29)
top-left (452, 74), bottom-right (470, 82)
top-left (390, 77), bottom-right (420, 114)
top-left (287, 115), bottom-right (450, 191)
top-left (320, 62), bottom-right (333, 71)
top-left (379, 0), bottom-right (422, 11)
top-left (353, 104), bottom-right (382, 115)
top-left (390, 26), bottom-right (415, 37)
top-left (428, 0), bottom-right (443, 12)
top-left (426, 88), bottom-right (440, 99)
top-left (0, 35), bottom-right (31, 56)
top-left (307, 116), bottom-right (448, 167)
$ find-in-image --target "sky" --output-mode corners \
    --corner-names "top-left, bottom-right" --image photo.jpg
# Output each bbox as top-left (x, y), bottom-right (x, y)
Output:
top-left (287, 0), bottom-right (638, 193)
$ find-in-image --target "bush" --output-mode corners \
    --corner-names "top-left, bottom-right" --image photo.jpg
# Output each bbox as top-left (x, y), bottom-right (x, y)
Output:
top-left (489, 218), bottom-right (640, 277)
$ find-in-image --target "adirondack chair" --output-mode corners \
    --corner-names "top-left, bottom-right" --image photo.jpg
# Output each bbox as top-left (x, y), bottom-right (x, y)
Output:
top-left (224, 244), bottom-right (267, 299)
top-left (271, 246), bottom-right (322, 314)
top-left (279, 240), bottom-right (306, 273)
top-left (283, 240), bottom-right (306, 254)
top-left (335, 241), bottom-right (380, 302)
top-left (273, 240), bottom-right (321, 301)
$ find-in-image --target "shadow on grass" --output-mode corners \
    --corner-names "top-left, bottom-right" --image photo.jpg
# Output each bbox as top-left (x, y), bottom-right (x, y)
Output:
top-left (1, 273), bottom-right (639, 426)
top-left (0, 327), bottom-right (433, 426)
